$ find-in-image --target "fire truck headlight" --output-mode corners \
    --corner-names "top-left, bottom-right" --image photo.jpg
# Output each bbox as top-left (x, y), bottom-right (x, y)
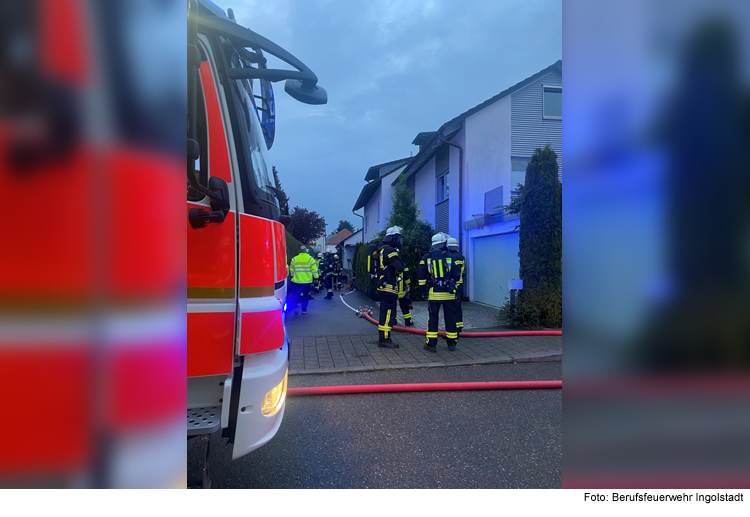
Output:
top-left (261, 371), bottom-right (288, 416)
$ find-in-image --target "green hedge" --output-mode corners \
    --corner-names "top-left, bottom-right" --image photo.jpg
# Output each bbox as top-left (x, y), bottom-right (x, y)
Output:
top-left (353, 242), bottom-right (377, 299)
top-left (285, 231), bottom-right (303, 266)
top-left (517, 144), bottom-right (562, 328)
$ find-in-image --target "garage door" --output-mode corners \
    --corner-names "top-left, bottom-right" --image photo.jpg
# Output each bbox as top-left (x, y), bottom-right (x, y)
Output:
top-left (471, 232), bottom-right (519, 307)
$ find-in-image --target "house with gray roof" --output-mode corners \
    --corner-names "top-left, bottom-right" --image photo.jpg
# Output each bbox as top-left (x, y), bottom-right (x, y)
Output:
top-left (354, 60), bottom-right (562, 308)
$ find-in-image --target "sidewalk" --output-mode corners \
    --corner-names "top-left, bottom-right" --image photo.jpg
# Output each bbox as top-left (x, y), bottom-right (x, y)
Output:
top-left (286, 289), bottom-right (562, 375)
top-left (289, 333), bottom-right (561, 375)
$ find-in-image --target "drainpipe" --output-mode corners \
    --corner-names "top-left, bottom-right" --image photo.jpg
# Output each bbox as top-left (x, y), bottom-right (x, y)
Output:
top-left (352, 210), bottom-right (365, 243)
top-left (438, 134), bottom-right (464, 252)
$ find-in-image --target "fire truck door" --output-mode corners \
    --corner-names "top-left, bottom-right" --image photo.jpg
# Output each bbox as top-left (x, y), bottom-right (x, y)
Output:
top-left (187, 40), bottom-right (237, 379)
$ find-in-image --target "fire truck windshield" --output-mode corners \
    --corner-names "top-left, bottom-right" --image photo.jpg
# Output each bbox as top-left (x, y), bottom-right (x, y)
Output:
top-left (230, 52), bottom-right (276, 205)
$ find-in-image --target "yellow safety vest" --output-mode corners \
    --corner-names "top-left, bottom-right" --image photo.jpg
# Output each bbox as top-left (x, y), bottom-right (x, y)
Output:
top-left (290, 253), bottom-right (318, 284)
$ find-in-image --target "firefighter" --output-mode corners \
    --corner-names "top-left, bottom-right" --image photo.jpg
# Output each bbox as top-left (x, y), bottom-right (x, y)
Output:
top-left (376, 226), bottom-right (406, 348)
top-left (312, 252), bottom-right (324, 293)
top-left (417, 233), bottom-right (461, 352)
top-left (332, 252), bottom-right (343, 290)
top-left (288, 245), bottom-right (318, 315)
top-left (322, 251), bottom-right (334, 299)
top-left (446, 237), bottom-right (465, 333)
top-left (397, 265), bottom-right (415, 327)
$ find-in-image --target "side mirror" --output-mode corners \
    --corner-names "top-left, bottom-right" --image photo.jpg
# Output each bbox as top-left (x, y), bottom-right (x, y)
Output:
top-left (284, 80), bottom-right (327, 105)
top-left (188, 176), bottom-right (230, 229)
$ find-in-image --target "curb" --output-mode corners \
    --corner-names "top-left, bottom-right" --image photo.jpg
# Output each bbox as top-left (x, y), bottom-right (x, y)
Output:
top-left (289, 353), bottom-right (561, 376)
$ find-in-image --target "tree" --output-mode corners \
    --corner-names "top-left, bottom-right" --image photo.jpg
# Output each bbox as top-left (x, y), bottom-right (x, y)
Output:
top-left (288, 206), bottom-right (326, 246)
top-left (356, 174), bottom-right (434, 301)
top-left (508, 144), bottom-right (562, 328)
top-left (335, 219), bottom-right (355, 233)
top-left (271, 166), bottom-right (290, 215)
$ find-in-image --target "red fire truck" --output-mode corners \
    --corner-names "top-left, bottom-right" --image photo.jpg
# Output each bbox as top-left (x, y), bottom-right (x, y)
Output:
top-left (187, 0), bottom-right (326, 481)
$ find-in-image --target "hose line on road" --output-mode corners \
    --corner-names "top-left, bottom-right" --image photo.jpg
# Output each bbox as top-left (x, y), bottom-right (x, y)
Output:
top-left (288, 380), bottom-right (561, 396)
top-left (338, 292), bottom-right (360, 313)
top-left (357, 309), bottom-right (562, 338)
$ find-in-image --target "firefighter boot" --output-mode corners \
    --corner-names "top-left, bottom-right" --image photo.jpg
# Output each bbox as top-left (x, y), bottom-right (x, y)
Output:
top-left (378, 331), bottom-right (399, 348)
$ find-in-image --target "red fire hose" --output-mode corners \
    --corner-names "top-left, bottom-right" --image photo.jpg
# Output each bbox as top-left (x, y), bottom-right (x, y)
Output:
top-left (359, 310), bottom-right (561, 337)
top-left (288, 380), bottom-right (561, 396)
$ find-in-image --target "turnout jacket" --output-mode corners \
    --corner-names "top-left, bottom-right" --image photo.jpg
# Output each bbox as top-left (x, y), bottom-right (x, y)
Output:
top-left (417, 248), bottom-right (461, 301)
top-left (447, 250), bottom-right (466, 286)
top-left (397, 267), bottom-right (411, 299)
top-left (320, 257), bottom-right (334, 277)
top-left (290, 253), bottom-right (318, 284)
top-left (376, 244), bottom-right (406, 295)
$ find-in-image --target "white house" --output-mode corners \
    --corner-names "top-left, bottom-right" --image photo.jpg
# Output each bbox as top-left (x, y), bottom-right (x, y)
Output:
top-left (339, 228), bottom-right (362, 273)
top-left (356, 60), bottom-right (562, 308)
top-left (352, 157), bottom-right (412, 243)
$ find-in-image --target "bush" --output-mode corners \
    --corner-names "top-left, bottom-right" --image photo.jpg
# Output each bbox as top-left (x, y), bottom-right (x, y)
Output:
top-left (516, 144), bottom-right (562, 328)
top-left (353, 241), bottom-right (378, 300)
top-left (285, 231), bottom-right (303, 266)
top-left (498, 297), bottom-right (542, 330)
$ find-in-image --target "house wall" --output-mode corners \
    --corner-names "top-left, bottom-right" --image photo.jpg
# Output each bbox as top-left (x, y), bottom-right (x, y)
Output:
top-left (511, 69), bottom-right (563, 177)
top-left (361, 164), bottom-right (407, 243)
top-left (362, 183), bottom-right (381, 243)
top-left (413, 156), bottom-right (437, 227)
top-left (464, 95), bottom-right (513, 211)
top-left (380, 164), bottom-right (407, 231)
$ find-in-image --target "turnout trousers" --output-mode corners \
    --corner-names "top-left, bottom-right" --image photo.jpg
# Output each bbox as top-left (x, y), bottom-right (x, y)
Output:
top-left (454, 284), bottom-right (464, 330)
top-left (398, 295), bottom-right (413, 325)
top-left (288, 282), bottom-right (312, 311)
top-left (427, 300), bottom-right (457, 347)
top-left (324, 276), bottom-right (333, 297)
top-left (378, 291), bottom-right (398, 342)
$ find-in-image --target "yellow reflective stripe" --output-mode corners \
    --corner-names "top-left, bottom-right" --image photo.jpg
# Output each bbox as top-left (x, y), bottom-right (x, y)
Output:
top-left (187, 287), bottom-right (236, 299)
top-left (378, 326), bottom-right (391, 331)
top-left (386, 309), bottom-right (392, 326)
top-left (388, 252), bottom-right (398, 258)
top-left (426, 332), bottom-right (438, 338)
top-left (446, 332), bottom-right (458, 339)
top-left (456, 323), bottom-right (464, 328)
top-left (438, 260), bottom-right (443, 278)
top-left (419, 260), bottom-right (425, 265)
top-left (418, 280), bottom-right (427, 285)
top-left (403, 313), bottom-right (412, 318)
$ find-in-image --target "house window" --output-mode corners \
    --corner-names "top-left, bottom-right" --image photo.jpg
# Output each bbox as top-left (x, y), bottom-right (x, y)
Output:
top-left (543, 85), bottom-right (562, 119)
top-left (511, 158), bottom-right (529, 199)
top-left (436, 171), bottom-right (449, 203)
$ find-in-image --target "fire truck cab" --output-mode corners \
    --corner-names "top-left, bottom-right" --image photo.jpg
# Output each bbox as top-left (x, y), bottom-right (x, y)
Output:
top-left (187, 0), bottom-right (326, 473)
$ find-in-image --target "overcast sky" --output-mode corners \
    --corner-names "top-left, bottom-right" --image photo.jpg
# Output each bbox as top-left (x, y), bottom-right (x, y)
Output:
top-left (230, 0), bottom-right (561, 235)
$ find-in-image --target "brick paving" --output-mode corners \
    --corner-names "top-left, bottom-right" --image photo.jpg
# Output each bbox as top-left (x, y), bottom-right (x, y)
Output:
top-left (289, 332), bottom-right (561, 375)
top-left (286, 290), bottom-right (561, 375)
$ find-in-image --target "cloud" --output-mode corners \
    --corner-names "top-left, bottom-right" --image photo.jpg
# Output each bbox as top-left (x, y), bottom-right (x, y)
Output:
top-left (225, 0), bottom-right (560, 229)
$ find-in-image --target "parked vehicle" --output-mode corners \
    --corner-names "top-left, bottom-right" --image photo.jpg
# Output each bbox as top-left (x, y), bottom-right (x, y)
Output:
top-left (187, 0), bottom-right (327, 484)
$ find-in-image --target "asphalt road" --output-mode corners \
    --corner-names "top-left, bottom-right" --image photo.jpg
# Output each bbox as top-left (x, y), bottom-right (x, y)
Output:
top-left (188, 362), bottom-right (562, 488)
top-left (285, 289), bottom-right (375, 338)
